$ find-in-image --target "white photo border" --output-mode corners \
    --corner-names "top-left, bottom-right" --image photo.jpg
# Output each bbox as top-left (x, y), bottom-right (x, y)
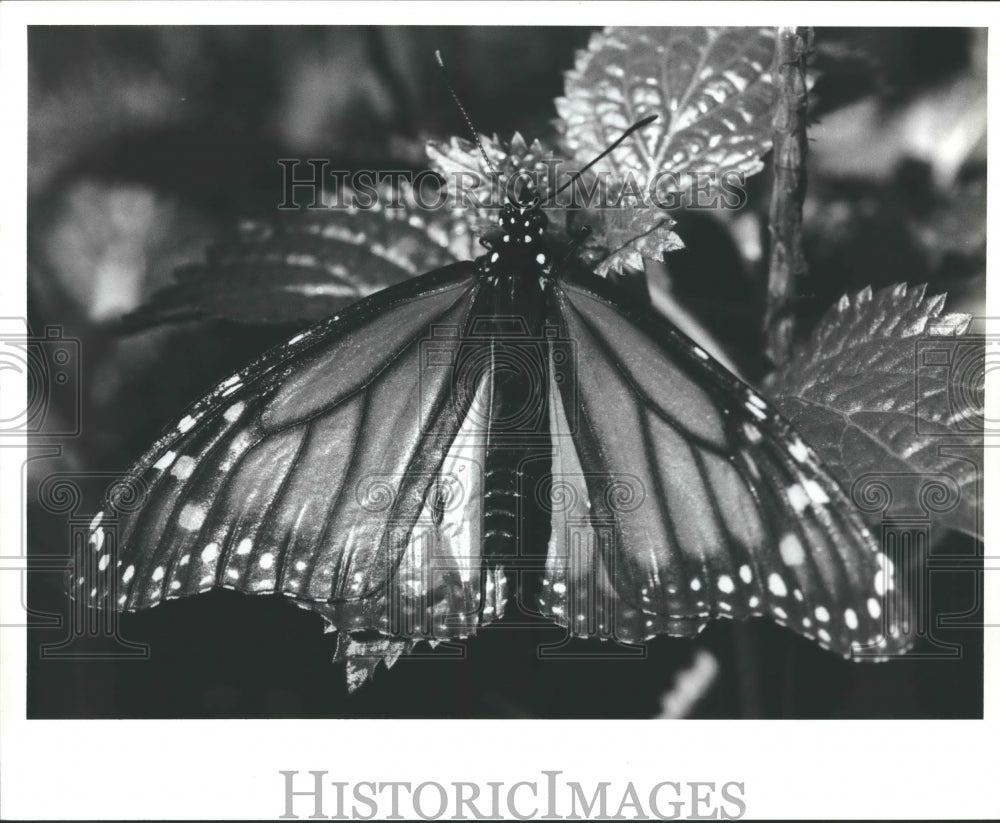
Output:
top-left (2, 2), bottom-right (996, 819)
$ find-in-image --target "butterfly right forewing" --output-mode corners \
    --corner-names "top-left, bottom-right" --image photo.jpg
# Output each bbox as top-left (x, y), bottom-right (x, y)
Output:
top-left (540, 275), bottom-right (909, 658)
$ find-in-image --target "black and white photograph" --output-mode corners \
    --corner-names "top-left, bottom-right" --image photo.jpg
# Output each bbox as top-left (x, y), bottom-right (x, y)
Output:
top-left (2, 3), bottom-right (995, 820)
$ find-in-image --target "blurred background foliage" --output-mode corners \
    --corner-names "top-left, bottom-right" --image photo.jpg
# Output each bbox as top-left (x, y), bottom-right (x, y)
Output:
top-left (28, 26), bottom-right (985, 718)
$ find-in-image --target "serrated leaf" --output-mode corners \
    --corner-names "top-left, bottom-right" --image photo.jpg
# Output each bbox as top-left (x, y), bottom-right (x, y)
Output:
top-left (123, 183), bottom-right (464, 328)
top-left (769, 283), bottom-right (981, 537)
top-left (556, 27), bottom-right (778, 191)
top-left (580, 200), bottom-right (685, 276)
top-left (335, 633), bottom-right (418, 693)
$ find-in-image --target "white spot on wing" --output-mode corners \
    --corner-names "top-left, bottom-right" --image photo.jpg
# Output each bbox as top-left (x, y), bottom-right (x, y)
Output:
top-left (876, 553), bottom-right (894, 590)
top-left (779, 533), bottom-right (805, 566)
top-left (787, 484), bottom-right (809, 513)
top-left (717, 574), bottom-right (734, 594)
top-left (178, 504), bottom-right (206, 531)
top-left (789, 437), bottom-right (809, 463)
top-left (122, 565), bottom-right (135, 583)
top-left (152, 566), bottom-right (164, 582)
top-left (803, 479), bottom-right (830, 505)
top-left (177, 415), bottom-right (197, 434)
top-left (171, 455), bottom-right (197, 480)
top-left (224, 402), bottom-right (245, 423)
top-left (814, 606), bottom-right (830, 623)
top-left (259, 552), bottom-right (274, 570)
top-left (768, 573), bottom-right (787, 597)
top-left (690, 578), bottom-right (702, 592)
top-left (153, 450), bottom-right (177, 471)
top-left (220, 375), bottom-right (242, 396)
top-left (201, 542), bottom-right (219, 563)
top-left (867, 597), bottom-right (881, 619)
top-left (98, 553), bottom-right (110, 571)
top-left (89, 512), bottom-right (104, 530)
top-left (844, 608), bottom-right (859, 630)
top-left (739, 565), bottom-right (752, 584)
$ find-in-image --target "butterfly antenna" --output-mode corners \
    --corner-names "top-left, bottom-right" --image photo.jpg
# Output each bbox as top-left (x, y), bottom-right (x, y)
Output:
top-left (542, 114), bottom-right (658, 205)
top-left (435, 50), bottom-right (499, 180)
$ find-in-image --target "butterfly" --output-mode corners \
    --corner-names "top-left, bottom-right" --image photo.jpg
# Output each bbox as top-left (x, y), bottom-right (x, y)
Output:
top-left (73, 113), bottom-right (910, 692)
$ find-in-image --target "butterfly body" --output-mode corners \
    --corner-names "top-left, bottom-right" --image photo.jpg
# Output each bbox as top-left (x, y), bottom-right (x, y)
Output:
top-left (435, 195), bottom-right (558, 619)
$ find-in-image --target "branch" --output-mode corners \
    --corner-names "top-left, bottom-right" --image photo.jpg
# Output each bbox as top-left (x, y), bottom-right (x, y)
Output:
top-left (765, 26), bottom-right (813, 368)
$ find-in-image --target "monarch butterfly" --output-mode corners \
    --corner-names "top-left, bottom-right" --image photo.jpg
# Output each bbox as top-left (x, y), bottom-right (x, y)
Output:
top-left (73, 109), bottom-right (909, 692)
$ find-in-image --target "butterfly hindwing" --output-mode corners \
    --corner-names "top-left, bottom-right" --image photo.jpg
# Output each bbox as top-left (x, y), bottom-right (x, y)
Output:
top-left (542, 274), bottom-right (907, 657)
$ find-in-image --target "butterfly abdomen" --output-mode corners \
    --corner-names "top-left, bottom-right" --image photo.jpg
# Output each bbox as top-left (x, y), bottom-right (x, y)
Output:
top-left (479, 352), bottom-right (553, 614)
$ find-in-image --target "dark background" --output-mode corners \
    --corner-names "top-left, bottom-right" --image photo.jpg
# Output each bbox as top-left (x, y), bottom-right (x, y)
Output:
top-left (26, 26), bottom-right (985, 718)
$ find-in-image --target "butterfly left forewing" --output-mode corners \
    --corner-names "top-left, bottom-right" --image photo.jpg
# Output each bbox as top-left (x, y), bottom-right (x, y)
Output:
top-left (77, 263), bottom-right (497, 647)
top-left (544, 274), bottom-right (910, 658)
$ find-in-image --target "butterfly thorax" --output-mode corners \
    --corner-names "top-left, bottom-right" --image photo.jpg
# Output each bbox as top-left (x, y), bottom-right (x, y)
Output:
top-left (477, 198), bottom-right (553, 283)
top-left (460, 197), bottom-right (556, 618)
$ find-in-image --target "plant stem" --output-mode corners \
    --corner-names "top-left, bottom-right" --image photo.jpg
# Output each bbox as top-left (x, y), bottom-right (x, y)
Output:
top-left (765, 26), bottom-right (813, 368)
